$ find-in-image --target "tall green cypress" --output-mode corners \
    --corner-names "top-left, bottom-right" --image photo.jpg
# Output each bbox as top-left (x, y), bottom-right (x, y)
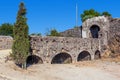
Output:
top-left (12, 2), bottom-right (29, 69)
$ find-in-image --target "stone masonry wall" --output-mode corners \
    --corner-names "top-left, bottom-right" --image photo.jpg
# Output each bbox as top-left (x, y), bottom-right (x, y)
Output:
top-left (0, 36), bottom-right (13, 50)
top-left (109, 18), bottom-right (120, 38)
top-left (82, 16), bottom-right (110, 46)
top-left (30, 36), bottom-right (101, 63)
top-left (0, 16), bottom-right (119, 64)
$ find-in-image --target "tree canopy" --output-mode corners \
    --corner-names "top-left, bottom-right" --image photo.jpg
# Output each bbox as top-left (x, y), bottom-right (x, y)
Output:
top-left (47, 29), bottom-right (61, 36)
top-left (81, 9), bottom-right (111, 22)
top-left (102, 12), bottom-right (111, 17)
top-left (30, 33), bottom-right (41, 36)
top-left (0, 23), bottom-right (13, 37)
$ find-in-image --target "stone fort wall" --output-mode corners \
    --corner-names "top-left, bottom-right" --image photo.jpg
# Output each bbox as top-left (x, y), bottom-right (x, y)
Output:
top-left (0, 16), bottom-right (119, 64)
top-left (0, 36), bottom-right (13, 50)
top-left (30, 36), bottom-right (101, 63)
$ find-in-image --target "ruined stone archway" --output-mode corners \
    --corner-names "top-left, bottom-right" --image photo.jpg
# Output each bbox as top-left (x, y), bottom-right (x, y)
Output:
top-left (94, 50), bottom-right (101, 59)
top-left (26, 55), bottom-right (43, 66)
top-left (77, 51), bottom-right (91, 61)
top-left (51, 53), bottom-right (72, 64)
top-left (90, 25), bottom-right (100, 38)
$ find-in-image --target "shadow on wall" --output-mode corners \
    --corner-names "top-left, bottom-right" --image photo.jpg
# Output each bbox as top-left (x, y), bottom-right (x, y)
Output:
top-left (77, 51), bottom-right (91, 61)
top-left (94, 50), bottom-right (101, 60)
top-left (26, 55), bottom-right (43, 67)
top-left (51, 53), bottom-right (72, 64)
top-left (90, 25), bottom-right (100, 38)
top-left (26, 51), bottom-right (101, 65)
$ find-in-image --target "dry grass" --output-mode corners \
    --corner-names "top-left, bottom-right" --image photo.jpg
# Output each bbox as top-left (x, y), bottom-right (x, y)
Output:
top-left (74, 61), bottom-right (97, 67)
top-left (101, 55), bottom-right (120, 63)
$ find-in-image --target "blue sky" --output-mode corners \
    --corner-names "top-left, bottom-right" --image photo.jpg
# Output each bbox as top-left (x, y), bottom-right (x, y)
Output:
top-left (0, 0), bottom-right (120, 35)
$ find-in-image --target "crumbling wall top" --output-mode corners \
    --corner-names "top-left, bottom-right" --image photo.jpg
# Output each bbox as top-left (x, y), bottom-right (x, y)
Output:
top-left (82, 16), bottom-right (109, 31)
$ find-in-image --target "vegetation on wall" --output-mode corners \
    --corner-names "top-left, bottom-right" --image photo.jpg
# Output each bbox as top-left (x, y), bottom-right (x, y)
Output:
top-left (12, 2), bottom-right (30, 69)
top-left (102, 12), bottom-right (111, 17)
top-left (81, 9), bottom-right (111, 22)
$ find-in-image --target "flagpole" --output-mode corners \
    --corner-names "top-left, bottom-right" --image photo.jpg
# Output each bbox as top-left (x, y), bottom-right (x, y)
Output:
top-left (76, 3), bottom-right (78, 27)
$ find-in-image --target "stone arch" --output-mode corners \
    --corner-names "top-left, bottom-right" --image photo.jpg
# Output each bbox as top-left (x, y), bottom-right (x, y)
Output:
top-left (77, 51), bottom-right (91, 61)
top-left (90, 25), bottom-right (100, 38)
top-left (94, 50), bottom-right (101, 59)
top-left (51, 52), bottom-right (72, 64)
top-left (26, 55), bottom-right (43, 65)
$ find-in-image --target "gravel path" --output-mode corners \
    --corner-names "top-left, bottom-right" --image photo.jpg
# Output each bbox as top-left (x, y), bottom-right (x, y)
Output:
top-left (26, 64), bottom-right (119, 80)
top-left (0, 75), bottom-right (11, 80)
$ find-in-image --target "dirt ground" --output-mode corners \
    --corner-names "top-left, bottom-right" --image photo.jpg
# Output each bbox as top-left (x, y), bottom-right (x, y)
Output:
top-left (0, 50), bottom-right (120, 80)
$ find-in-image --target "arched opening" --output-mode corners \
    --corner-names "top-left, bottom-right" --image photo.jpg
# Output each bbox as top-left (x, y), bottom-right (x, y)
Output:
top-left (77, 51), bottom-right (91, 61)
top-left (51, 53), bottom-right (72, 64)
top-left (26, 55), bottom-right (43, 66)
top-left (95, 50), bottom-right (101, 60)
top-left (90, 25), bottom-right (100, 38)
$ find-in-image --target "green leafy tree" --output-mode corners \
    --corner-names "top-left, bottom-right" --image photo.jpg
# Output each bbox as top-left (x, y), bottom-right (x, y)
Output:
top-left (47, 29), bottom-right (60, 36)
top-left (30, 33), bottom-right (41, 36)
top-left (81, 9), bottom-right (111, 22)
top-left (81, 9), bottom-right (101, 22)
top-left (12, 2), bottom-right (29, 69)
top-left (0, 23), bottom-right (13, 37)
top-left (102, 12), bottom-right (111, 17)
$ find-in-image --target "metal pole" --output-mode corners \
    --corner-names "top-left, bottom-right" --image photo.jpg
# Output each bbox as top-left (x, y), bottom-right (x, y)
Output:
top-left (76, 3), bottom-right (78, 27)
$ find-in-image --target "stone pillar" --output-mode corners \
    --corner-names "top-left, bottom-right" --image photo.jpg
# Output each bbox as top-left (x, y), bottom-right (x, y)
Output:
top-left (91, 54), bottom-right (94, 60)
top-left (72, 55), bottom-right (77, 63)
top-left (82, 30), bottom-right (87, 38)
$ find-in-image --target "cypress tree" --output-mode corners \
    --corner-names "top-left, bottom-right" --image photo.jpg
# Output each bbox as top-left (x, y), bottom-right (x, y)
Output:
top-left (12, 2), bottom-right (29, 69)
